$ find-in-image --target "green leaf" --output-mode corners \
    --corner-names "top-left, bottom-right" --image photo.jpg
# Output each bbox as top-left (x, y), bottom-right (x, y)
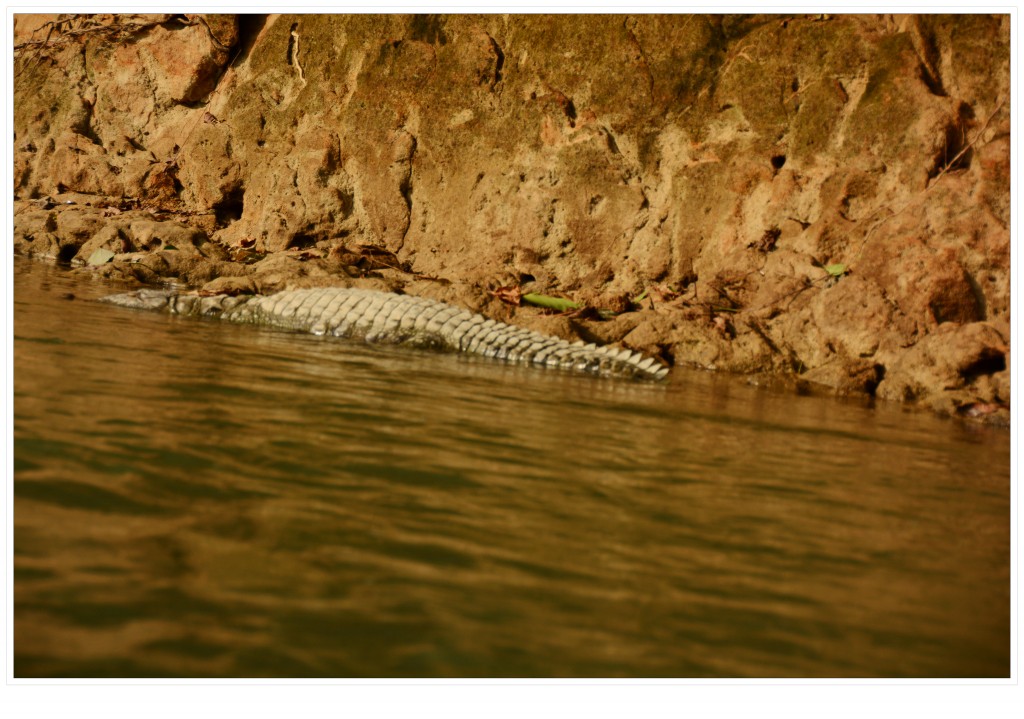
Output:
top-left (824, 263), bottom-right (847, 277)
top-left (163, 243), bottom-right (178, 251)
top-left (521, 292), bottom-right (580, 312)
top-left (86, 248), bottom-right (115, 266)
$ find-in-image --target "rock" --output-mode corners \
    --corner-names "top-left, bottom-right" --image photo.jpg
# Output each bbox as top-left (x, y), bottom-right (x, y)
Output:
top-left (200, 275), bottom-right (256, 295)
top-left (74, 225), bottom-right (129, 263)
top-left (47, 131), bottom-right (122, 196)
top-left (176, 124), bottom-right (242, 211)
top-left (801, 357), bottom-right (883, 396)
top-left (14, 231), bottom-right (63, 260)
top-left (140, 20), bottom-right (236, 106)
top-left (51, 208), bottom-right (111, 260)
top-left (876, 321), bottom-right (1008, 412)
top-left (12, 13), bottom-right (1010, 420)
top-left (127, 219), bottom-right (207, 255)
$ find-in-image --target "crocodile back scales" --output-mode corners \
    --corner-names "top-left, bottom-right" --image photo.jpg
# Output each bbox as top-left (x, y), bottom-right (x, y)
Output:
top-left (102, 287), bottom-right (670, 380)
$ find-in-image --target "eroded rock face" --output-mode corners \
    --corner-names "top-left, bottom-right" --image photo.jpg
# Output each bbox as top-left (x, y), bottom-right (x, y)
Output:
top-left (13, 13), bottom-right (1010, 421)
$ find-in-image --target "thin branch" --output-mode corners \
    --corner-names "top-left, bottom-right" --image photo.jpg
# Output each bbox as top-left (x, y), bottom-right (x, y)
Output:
top-left (851, 98), bottom-right (1007, 264)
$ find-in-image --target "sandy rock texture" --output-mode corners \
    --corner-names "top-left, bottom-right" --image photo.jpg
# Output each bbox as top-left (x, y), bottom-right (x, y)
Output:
top-left (13, 13), bottom-right (1010, 421)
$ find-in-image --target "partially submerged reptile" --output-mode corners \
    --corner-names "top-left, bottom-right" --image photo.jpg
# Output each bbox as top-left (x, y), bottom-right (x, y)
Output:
top-left (101, 286), bottom-right (670, 381)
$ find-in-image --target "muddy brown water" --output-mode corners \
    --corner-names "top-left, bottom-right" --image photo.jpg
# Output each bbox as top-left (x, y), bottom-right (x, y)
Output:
top-left (12, 257), bottom-right (1010, 678)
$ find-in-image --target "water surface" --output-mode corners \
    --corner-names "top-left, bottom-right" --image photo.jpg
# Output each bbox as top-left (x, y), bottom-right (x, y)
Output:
top-left (12, 257), bottom-right (1010, 677)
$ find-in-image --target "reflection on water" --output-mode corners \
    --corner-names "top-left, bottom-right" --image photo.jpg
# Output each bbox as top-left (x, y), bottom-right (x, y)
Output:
top-left (13, 257), bottom-right (1010, 677)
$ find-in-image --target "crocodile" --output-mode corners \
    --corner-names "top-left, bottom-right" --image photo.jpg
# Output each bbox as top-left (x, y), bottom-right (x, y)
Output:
top-left (100, 286), bottom-right (670, 380)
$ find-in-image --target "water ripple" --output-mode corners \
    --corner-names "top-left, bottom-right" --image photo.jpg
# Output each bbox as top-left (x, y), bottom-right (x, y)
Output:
top-left (13, 257), bottom-right (1010, 678)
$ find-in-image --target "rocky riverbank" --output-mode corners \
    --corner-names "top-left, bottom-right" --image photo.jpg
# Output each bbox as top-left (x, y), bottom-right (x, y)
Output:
top-left (13, 13), bottom-right (1010, 421)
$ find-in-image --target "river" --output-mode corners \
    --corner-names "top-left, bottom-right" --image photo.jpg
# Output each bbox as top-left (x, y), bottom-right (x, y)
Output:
top-left (12, 256), bottom-right (1010, 678)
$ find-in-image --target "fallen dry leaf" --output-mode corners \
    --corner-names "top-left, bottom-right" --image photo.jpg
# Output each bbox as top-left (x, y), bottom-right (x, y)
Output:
top-left (490, 285), bottom-right (523, 306)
